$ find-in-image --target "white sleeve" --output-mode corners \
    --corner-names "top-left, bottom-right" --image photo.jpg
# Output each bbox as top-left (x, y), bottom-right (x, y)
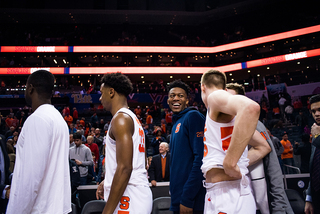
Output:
top-left (7, 116), bottom-right (52, 213)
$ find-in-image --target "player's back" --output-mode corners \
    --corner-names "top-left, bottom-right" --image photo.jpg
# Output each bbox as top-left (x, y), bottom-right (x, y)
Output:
top-left (104, 107), bottom-right (148, 190)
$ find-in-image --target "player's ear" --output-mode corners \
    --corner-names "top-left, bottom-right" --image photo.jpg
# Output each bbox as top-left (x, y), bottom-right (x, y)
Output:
top-left (201, 84), bottom-right (205, 93)
top-left (109, 88), bottom-right (115, 98)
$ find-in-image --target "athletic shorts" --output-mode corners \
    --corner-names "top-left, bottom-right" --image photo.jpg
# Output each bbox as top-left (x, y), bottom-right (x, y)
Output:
top-left (203, 176), bottom-right (256, 214)
top-left (104, 185), bottom-right (152, 214)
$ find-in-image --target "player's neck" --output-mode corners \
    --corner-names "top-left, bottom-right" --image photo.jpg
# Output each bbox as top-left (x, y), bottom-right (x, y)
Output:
top-left (110, 97), bottom-right (129, 116)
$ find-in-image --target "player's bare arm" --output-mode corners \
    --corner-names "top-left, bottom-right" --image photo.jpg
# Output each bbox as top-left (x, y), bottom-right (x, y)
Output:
top-left (208, 91), bottom-right (260, 178)
top-left (247, 130), bottom-right (271, 166)
top-left (102, 113), bottom-right (134, 214)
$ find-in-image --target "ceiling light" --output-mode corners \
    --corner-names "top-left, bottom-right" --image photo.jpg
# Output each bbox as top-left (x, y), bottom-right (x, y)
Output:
top-left (141, 76), bottom-right (144, 79)
top-left (170, 76), bottom-right (173, 79)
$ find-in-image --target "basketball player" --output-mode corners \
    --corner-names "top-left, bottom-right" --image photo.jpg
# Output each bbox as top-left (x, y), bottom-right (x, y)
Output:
top-left (226, 83), bottom-right (294, 214)
top-left (7, 70), bottom-right (71, 214)
top-left (200, 70), bottom-right (270, 214)
top-left (95, 73), bottom-right (152, 214)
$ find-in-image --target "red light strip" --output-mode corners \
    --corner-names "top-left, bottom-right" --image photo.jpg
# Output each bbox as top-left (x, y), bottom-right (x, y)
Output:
top-left (246, 48), bottom-right (320, 68)
top-left (1, 48), bottom-right (320, 75)
top-left (73, 24), bottom-right (320, 53)
top-left (0, 46), bottom-right (69, 53)
top-left (0, 67), bottom-right (65, 75)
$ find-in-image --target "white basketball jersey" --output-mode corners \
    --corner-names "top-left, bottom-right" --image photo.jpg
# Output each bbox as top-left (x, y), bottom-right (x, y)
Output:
top-left (201, 111), bottom-right (249, 177)
top-left (104, 108), bottom-right (149, 195)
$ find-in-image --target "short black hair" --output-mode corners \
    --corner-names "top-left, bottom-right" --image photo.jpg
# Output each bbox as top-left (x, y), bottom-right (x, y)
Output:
top-left (310, 94), bottom-right (320, 105)
top-left (27, 70), bottom-right (54, 99)
top-left (73, 132), bottom-right (82, 140)
top-left (167, 79), bottom-right (190, 96)
top-left (101, 73), bottom-right (133, 97)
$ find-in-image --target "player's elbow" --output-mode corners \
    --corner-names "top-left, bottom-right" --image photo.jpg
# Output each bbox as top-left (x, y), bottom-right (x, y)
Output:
top-left (246, 102), bottom-right (260, 117)
top-left (118, 163), bottom-right (133, 177)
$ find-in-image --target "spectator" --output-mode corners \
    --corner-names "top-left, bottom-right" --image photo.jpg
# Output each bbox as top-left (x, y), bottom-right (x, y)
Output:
top-left (85, 135), bottom-right (99, 169)
top-left (90, 113), bottom-right (99, 128)
top-left (69, 134), bottom-right (75, 148)
top-left (64, 112), bottom-right (73, 126)
top-left (72, 107), bottom-right (78, 123)
top-left (146, 111), bottom-right (153, 133)
top-left (5, 127), bottom-right (15, 139)
top-left (165, 109), bottom-right (173, 131)
top-left (11, 116), bottom-right (19, 130)
top-left (294, 133), bottom-right (312, 173)
top-left (151, 129), bottom-right (167, 155)
top-left (134, 106), bottom-right (142, 116)
top-left (278, 95), bottom-right (287, 119)
top-left (0, 134), bottom-right (12, 213)
top-left (160, 119), bottom-right (166, 134)
top-left (69, 123), bottom-right (77, 134)
top-left (6, 142), bottom-right (15, 173)
top-left (69, 132), bottom-right (94, 185)
top-left (281, 132), bottom-right (295, 174)
top-left (98, 119), bottom-right (105, 131)
top-left (5, 115), bottom-right (13, 130)
top-left (285, 104), bottom-right (294, 123)
top-left (77, 124), bottom-right (85, 136)
top-left (94, 128), bottom-right (104, 156)
top-left (80, 117), bottom-right (86, 127)
top-left (148, 142), bottom-right (170, 187)
top-left (75, 120), bottom-right (81, 129)
top-left (19, 111), bottom-right (27, 127)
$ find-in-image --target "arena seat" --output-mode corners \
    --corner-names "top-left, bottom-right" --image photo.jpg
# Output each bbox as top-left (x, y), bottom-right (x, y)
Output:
top-left (285, 189), bottom-right (305, 214)
top-left (68, 203), bottom-right (78, 214)
top-left (152, 197), bottom-right (173, 214)
top-left (81, 200), bottom-right (106, 214)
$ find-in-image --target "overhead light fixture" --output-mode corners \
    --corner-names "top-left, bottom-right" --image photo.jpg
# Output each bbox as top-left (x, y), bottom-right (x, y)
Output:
top-left (248, 70), bottom-right (251, 73)
top-left (141, 76), bottom-right (144, 79)
top-left (170, 76), bottom-right (173, 79)
top-left (267, 67), bottom-right (270, 69)
top-left (297, 62), bottom-right (300, 64)
top-left (187, 76), bottom-right (190, 78)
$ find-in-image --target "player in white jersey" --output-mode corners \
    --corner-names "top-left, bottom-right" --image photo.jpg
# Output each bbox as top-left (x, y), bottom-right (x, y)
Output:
top-left (96, 73), bottom-right (152, 214)
top-left (200, 70), bottom-right (271, 214)
top-left (7, 70), bottom-right (71, 214)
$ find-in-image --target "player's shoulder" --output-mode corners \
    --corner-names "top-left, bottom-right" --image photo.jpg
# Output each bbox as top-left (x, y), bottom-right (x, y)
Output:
top-left (185, 108), bottom-right (205, 121)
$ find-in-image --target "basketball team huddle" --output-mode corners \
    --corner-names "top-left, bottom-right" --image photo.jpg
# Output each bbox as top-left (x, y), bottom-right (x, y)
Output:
top-left (95, 70), bottom-right (294, 214)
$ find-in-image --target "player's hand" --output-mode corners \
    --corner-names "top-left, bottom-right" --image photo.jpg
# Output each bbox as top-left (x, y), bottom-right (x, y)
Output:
top-left (151, 180), bottom-right (157, 187)
top-left (179, 204), bottom-right (193, 214)
top-left (5, 186), bottom-right (10, 199)
top-left (311, 123), bottom-right (320, 138)
top-left (96, 180), bottom-right (104, 200)
top-left (223, 161), bottom-right (242, 179)
top-left (305, 201), bottom-right (314, 214)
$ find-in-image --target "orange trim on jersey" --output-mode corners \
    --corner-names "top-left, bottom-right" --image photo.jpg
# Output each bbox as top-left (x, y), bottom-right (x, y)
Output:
top-left (204, 144), bottom-right (208, 157)
top-left (220, 126), bottom-right (233, 151)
